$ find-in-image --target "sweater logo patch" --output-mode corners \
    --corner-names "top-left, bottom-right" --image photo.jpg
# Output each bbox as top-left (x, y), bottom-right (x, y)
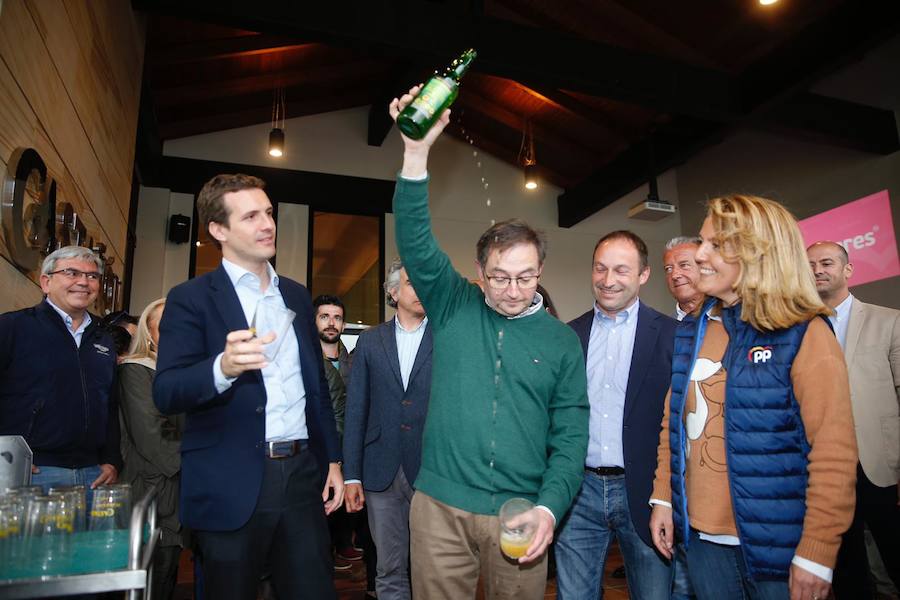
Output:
top-left (93, 343), bottom-right (110, 356)
top-left (747, 345), bottom-right (773, 364)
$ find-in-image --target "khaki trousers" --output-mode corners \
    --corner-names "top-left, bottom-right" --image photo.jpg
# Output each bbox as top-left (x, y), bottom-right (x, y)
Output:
top-left (409, 492), bottom-right (548, 600)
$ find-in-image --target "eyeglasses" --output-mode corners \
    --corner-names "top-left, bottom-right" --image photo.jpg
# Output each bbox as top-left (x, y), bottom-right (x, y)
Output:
top-left (48, 268), bottom-right (102, 282)
top-left (485, 274), bottom-right (540, 290)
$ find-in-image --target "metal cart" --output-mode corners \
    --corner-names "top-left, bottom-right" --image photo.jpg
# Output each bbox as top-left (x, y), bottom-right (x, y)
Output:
top-left (0, 487), bottom-right (160, 599)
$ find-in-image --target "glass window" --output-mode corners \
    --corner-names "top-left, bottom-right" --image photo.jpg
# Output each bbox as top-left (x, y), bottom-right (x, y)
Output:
top-left (310, 211), bottom-right (381, 326)
top-left (193, 222), bottom-right (222, 279)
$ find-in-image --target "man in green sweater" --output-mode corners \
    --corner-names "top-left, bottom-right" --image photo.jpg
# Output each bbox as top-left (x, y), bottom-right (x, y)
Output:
top-left (389, 86), bottom-right (589, 599)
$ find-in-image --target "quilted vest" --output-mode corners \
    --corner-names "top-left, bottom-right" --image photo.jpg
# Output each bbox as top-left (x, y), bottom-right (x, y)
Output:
top-left (669, 299), bottom-right (815, 581)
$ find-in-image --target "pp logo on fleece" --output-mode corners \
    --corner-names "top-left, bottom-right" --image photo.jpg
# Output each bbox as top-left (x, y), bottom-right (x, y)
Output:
top-left (747, 345), bottom-right (772, 364)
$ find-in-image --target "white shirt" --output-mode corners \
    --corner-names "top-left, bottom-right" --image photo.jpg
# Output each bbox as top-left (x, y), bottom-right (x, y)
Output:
top-left (396, 316), bottom-right (428, 391)
top-left (828, 294), bottom-right (853, 350)
top-left (212, 259), bottom-right (308, 442)
top-left (46, 299), bottom-right (91, 347)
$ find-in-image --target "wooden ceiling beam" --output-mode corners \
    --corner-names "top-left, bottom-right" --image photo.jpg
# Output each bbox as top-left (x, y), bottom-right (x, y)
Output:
top-left (152, 58), bottom-right (392, 106)
top-left (445, 122), bottom-right (573, 190)
top-left (504, 79), bottom-right (642, 143)
top-left (147, 34), bottom-right (313, 65)
top-left (457, 90), bottom-right (607, 160)
top-left (132, 0), bottom-right (738, 120)
top-left (157, 88), bottom-right (376, 139)
top-left (446, 106), bottom-right (587, 186)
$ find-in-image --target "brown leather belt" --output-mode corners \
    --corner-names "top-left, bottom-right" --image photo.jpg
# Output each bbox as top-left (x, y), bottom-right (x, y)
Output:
top-left (264, 440), bottom-right (308, 459)
top-left (585, 465), bottom-right (625, 476)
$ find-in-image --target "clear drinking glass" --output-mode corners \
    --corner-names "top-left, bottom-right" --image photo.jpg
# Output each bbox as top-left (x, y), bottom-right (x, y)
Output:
top-left (23, 495), bottom-right (73, 574)
top-left (49, 486), bottom-right (86, 532)
top-left (89, 483), bottom-right (131, 531)
top-left (251, 297), bottom-right (297, 361)
top-left (498, 498), bottom-right (537, 560)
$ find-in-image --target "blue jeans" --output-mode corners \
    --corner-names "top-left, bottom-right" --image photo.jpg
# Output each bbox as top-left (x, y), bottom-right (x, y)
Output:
top-left (556, 472), bottom-right (672, 600)
top-left (684, 528), bottom-right (788, 600)
top-left (31, 464), bottom-right (102, 511)
top-left (672, 541), bottom-right (696, 599)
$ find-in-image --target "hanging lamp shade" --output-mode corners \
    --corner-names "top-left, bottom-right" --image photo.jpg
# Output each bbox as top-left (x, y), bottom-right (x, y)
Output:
top-left (268, 127), bottom-right (284, 157)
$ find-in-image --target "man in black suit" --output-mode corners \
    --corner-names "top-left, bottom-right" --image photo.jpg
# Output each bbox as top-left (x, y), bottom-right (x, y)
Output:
top-left (343, 258), bottom-right (432, 600)
top-left (556, 230), bottom-right (677, 600)
top-left (154, 173), bottom-right (343, 600)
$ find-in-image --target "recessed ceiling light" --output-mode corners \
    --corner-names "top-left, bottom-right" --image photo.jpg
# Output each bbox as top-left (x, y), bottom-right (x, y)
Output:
top-left (759, 0), bottom-right (778, 5)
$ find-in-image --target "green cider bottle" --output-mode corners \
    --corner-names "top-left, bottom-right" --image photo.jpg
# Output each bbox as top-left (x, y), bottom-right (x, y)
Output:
top-left (396, 48), bottom-right (477, 140)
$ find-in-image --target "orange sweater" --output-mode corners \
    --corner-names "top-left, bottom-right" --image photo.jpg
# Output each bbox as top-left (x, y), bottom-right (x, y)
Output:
top-left (651, 316), bottom-right (857, 569)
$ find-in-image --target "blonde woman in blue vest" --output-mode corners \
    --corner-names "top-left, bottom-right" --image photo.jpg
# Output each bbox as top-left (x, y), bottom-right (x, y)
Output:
top-left (648, 195), bottom-right (857, 600)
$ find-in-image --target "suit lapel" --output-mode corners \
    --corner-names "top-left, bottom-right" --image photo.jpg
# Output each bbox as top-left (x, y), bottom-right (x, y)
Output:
top-left (571, 310), bottom-right (592, 361)
top-left (407, 322), bottom-right (433, 386)
top-left (209, 265), bottom-right (250, 333)
top-left (843, 299), bottom-right (865, 367)
top-left (380, 318), bottom-right (404, 388)
top-left (623, 304), bottom-right (659, 423)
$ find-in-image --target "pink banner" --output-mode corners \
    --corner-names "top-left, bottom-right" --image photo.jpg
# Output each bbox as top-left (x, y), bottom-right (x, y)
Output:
top-left (798, 189), bottom-right (900, 288)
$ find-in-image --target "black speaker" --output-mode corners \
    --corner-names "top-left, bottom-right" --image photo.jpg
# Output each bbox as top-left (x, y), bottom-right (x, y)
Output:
top-left (168, 214), bottom-right (191, 244)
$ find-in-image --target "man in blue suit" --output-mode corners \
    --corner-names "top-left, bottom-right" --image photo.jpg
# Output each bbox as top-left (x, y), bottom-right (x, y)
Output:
top-left (154, 173), bottom-right (343, 600)
top-left (343, 258), bottom-right (432, 600)
top-left (556, 230), bottom-right (677, 600)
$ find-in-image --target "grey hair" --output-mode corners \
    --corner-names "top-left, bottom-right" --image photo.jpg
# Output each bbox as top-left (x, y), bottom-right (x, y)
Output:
top-left (383, 258), bottom-right (404, 308)
top-left (665, 236), bottom-right (701, 251)
top-left (41, 246), bottom-right (103, 276)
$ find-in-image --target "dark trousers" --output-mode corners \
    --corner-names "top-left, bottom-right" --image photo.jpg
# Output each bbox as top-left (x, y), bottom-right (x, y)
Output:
top-left (833, 465), bottom-right (900, 600)
top-left (194, 450), bottom-right (336, 600)
top-left (150, 545), bottom-right (181, 600)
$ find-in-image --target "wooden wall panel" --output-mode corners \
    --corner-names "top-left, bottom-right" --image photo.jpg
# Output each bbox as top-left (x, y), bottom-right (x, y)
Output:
top-left (0, 0), bottom-right (145, 311)
top-left (26, 0), bottom-right (144, 217)
top-left (0, 56), bottom-right (120, 271)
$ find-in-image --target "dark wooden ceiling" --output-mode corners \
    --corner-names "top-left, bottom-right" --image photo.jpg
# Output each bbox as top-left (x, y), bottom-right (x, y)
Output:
top-left (135, 0), bottom-right (900, 226)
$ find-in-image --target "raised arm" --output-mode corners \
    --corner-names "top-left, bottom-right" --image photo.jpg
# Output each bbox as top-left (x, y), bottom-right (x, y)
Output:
top-left (389, 86), bottom-right (478, 328)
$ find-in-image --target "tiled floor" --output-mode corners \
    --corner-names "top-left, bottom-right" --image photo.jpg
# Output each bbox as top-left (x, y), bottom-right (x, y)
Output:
top-left (172, 542), bottom-right (629, 599)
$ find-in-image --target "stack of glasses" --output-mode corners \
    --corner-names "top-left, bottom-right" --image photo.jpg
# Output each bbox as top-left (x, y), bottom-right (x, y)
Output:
top-left (0, 483), bottom-right (132, 578)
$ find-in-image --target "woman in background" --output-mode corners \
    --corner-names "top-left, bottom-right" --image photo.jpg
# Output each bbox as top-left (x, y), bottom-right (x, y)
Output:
top-left (649, 195), bottom-right (857, 600)
top-left (118, 298), bottom-right (184, 600)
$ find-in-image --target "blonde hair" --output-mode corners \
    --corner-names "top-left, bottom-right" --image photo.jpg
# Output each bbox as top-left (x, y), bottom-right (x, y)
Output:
top-left (125, 298), bottom-right (166, 361)
top-left (706, 194), bottom-right (828, 331)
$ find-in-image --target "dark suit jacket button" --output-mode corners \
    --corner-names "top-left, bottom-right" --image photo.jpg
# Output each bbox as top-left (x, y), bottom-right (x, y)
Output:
top-left (256, 406), bottom-right (264, 414)
top-left (401, 400), bottom-right (412, 406)
top-left (400, 424), bottom-right (411, 431)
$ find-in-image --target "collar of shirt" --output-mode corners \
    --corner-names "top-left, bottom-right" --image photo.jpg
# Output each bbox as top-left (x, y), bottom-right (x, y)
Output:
top-left (395, 315), bottom-right (428, 334)
top-left (593, 297), bottom-right (640, 326)
top-left (833, 293), bottom-right (853, 323)
top-left (675, 302), bottom-right (688, 322)
top-left (487, 291), bottom-right (544, 320)
top-left (221, 257), bottom-right (279, 293)
top-left (45, 298), bottom-right (91, 338)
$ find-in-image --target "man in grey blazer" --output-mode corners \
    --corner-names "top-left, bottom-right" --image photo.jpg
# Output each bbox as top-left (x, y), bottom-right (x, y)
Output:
top-left (343, 258), bottom-right (432, 600)
top-left (808, 241), bottom-right (900, 598)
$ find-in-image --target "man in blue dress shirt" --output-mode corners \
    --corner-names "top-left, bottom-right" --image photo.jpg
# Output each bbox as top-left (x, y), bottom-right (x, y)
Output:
top-left (557, 230), bottom-right (677, 600)
top-left (154, 173), bottom-right (343, 600)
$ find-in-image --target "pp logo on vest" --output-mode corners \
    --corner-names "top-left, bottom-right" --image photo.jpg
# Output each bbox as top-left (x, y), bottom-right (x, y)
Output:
top-left (747, 345), bottom-right (773, 364)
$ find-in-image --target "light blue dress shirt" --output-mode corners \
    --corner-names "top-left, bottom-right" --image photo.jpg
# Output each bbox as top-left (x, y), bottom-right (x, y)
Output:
top-left (585, 298), bottom-right (640, 468)
top-left (396, 316), bottom-right (428, 391)
top-left (46, 299), bottom-right (92, 348)
top-left (212, 259), bottom-right (308, 442)
top-left (828, 294), bottom-right (853, 350)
